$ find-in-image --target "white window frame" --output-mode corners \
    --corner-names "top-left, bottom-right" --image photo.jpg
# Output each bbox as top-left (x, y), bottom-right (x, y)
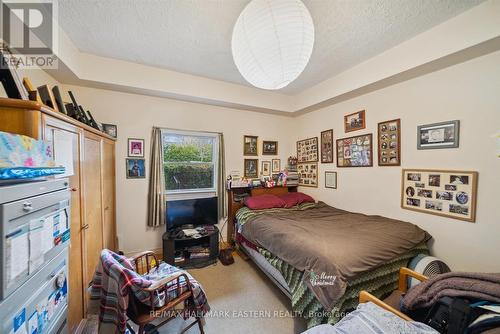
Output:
top-left (161, 128), bottom-right (219, 201)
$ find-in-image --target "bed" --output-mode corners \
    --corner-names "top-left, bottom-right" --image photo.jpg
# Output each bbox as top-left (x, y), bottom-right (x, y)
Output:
top-left (231, 189), bottom-right (430, 329)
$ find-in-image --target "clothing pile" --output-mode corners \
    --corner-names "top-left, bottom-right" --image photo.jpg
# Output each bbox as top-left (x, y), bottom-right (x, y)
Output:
top-left (89, 249), bottom-right (210, 334)
top-left (402, 272), bottom-right (500, 334)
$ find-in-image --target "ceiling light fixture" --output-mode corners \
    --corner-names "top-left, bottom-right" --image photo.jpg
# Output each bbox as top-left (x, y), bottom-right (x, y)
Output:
top-left (231, 0), bottom-right (315, 90)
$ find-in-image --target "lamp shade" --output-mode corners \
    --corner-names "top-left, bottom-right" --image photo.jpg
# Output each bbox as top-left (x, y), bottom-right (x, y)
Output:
top-left (231, 0), bottom-right (314, 90)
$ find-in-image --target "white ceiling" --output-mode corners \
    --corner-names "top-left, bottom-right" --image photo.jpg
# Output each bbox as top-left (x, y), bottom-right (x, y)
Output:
top-left (58, 0), bottom-right (485, 95)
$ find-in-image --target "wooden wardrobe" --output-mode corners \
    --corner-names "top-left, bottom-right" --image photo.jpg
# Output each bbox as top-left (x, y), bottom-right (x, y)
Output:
top-left (0, 98), bottom-right (117, 332)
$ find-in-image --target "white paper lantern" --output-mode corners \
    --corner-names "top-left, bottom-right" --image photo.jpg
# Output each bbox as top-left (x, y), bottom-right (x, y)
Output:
top-left (232, 0), bottom-right (315, 90)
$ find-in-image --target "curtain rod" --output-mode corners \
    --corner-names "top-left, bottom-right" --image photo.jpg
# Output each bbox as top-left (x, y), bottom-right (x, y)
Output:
top-left (154, 126), bottom-right (222, 135)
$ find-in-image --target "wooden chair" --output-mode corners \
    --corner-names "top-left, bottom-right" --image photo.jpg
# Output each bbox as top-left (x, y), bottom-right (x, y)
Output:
top-left (359, 267), bottom-right (428, 321)
top-left (126, 251), bottom-right (205, 334)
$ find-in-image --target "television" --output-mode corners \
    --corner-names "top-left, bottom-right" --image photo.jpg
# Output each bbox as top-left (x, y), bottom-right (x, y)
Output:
top-left (166, 197), bottom-right (218, 230)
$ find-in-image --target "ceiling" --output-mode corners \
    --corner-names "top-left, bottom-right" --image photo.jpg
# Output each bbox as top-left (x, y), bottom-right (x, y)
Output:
top-left (58, 0), bottom-right (485, 95)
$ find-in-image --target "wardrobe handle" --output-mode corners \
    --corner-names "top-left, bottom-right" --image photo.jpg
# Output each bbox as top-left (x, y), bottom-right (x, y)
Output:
top-left (82, 224), bottom-right (89, 230)
top-left (70, 188), bottom-right (78, 192)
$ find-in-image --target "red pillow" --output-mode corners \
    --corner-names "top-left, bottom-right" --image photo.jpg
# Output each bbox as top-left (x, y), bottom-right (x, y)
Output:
top-left (244, 194), bottom-right (285, 210)
top-left (279, 192), bottom-right (315, 208)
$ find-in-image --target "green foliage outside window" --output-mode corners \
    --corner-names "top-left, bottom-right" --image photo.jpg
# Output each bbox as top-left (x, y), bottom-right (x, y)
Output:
top-left (163, 139), bottom-right (215, 190)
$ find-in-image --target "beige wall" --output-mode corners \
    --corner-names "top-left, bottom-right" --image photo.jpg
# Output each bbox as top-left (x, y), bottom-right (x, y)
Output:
top-left (294, 50), bottom-right (500, 272)
top-left (5, 52), bottom-right (500, 271)
top-left (62, 85), bottom-right (296, 254)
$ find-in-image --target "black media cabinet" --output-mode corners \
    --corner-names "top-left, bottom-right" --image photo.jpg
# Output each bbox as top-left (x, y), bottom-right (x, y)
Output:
top-left (162, 225), bottom-right (219, 269)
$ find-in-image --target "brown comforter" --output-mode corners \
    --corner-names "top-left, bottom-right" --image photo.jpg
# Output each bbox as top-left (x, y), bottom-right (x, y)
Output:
top-left (241, 202), bottom-right (430, 311)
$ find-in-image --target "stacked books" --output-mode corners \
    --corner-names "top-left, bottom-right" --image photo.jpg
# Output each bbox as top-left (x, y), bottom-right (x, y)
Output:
top-left (188, 246), bottom-right (210, 259)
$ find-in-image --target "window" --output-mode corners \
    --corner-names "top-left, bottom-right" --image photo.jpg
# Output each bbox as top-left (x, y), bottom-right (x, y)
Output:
top-left (161, 129), bottom-right (218, 195)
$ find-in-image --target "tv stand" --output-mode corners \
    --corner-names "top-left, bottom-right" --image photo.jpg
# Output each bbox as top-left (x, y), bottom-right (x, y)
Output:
top-left (162, 225), bottom-right (219, 269)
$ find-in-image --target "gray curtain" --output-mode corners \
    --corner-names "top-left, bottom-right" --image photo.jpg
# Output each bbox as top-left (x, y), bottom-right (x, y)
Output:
top-left (147, 127), bottom-right (166, 227)
top-left (217, 133), bottom-right (227, 222)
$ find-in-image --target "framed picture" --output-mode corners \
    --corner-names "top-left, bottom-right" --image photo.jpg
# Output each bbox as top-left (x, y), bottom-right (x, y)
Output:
top-left (244, 159), bottom-right (258, 178)
top-left (272, 159), bottom-right (281, 173)
top-left (336, 134), bottom-right (373, 167)
top-left (0, 50), bottom-right (28, 100)
top-left (37, 85), bottom-right (60, 112)
top-left (243, 135), bottom-right (258, 156)
top-left (126, 158), bottom-right (146, 179)
top-left (325, 171), bottom-right (337, 189)
top-left (262, 140), bottom-right (278, 155)
top-left (128, 138), bottom-right (145, 157)
top-left (261, 161), bottom-right (271, 176)
top-left (320, 129), bottom-right (334, 163)
top-left (401, 169), bottom-right (478, 222)
top-left (344, 110), bottom-right (366, 133)
top-left (298, 162), bottom-right (318, 187)
top-left (417, 120), bottom-right (460, 149)
top-left (102, 124), bottom-right (117, 138)
top-left (378, 119), bottom-right (401, 166)
top-left (22, 77), bottom-right (43, 104)
top-left (296, 137), bottom-right (318, 163)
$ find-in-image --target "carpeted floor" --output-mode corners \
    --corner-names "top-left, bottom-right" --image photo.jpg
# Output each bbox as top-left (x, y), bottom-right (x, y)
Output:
top-left (85, 255), bottom-right (307, 334)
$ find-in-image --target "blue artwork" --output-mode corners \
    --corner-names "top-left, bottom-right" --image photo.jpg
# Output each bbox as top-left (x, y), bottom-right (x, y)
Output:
top-left (126, 158), bottom-right (146, 178)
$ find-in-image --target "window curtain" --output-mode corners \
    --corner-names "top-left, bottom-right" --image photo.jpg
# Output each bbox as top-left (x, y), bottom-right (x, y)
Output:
top-left (217, 133), bottom-right (227, 222)
top-left (147, 127), bottom-right (166, 227)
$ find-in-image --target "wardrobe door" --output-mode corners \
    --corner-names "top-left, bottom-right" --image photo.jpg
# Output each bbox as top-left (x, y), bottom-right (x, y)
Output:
top-left (82, 132), bottom-right (104, 293)
top-left (101, 138), bottom-right (116, 251)
top-left (42, 115), bottom-right (85, 333)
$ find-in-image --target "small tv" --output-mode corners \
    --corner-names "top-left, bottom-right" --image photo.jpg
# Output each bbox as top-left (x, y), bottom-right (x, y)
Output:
top-left (166, 197), bottom-right (218, 230)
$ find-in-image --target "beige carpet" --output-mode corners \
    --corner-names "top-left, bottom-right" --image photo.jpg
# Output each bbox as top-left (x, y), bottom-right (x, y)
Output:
top-left (161, 255), bottom-right (306, 334)
top-left (86, 255), bottom-right (307, 334)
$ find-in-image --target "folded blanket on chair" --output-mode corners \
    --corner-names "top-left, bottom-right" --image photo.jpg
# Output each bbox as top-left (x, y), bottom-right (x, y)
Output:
top-left (89, 249), bottom-right (209, 334)
top-left (402, 272), bottom-right (500, 311)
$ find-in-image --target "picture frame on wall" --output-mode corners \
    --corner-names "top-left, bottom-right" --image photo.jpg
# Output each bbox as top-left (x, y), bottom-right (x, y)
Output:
top-left (336, 134), bottom-right (373, 167)
top-left (298, 162), bottom-right (318, 187)
top-left (126, 158), bottom-right (146, 179)
top-left (37, 84), bottom-right (60, 112)
top-left (102, 124), bottom-right (118, 138)
top-left (272, 159), bottom-right (281, 172)
top-left (401, 169), bottom-right (478, 222)
top-left (296, 137), bottom-right (318, 163)
top-left (244, 159), bottom-right (258, 178)
top-left (378, 119), bottom-right (401, 166)
top-left (243, 135), bottom-right (258, 156)
top-left (325, 171), bottom-right (337, 189)
top-left (344, 110), bottom-right (366, 133)
top-left (320, 129), bottom-right (334, 163)
top-left (128, 138), bottom-right (145, 157)
top-left (262, 141), bottom-right (278, 155)
top-left (261, 161), bottom-right (271, 176)
top-left (417, 120), bottom-right (460, 149)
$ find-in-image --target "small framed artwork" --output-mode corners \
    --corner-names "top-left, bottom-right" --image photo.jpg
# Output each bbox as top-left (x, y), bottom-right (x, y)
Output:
top-left (262, 141), bottom-right (278, 155)
top-left (378, 119), bottom-right (401, 166)
top-left (401, 169), bottom-right (478, 222)
top-left (320, 129), bottom-right (334, 163)
top-left (244, 159), bottom-right (258, 178)
top-left (102, 124), bottom-right (118, 138)
top-left (297, 137), bottom-right (318, 163)
top-left (336, 134), bottom-right (373, 167)
top-left (37, 85), bottom-right (60, 112)
top-left (298, 162), bottom-right (318, 187)
top-left (325, 171), bottom-right (337, 189)
top-left (272, 159), bottom-right (281, 173)
top-left (128, 138), bottom-right (145, 157)
top-left (126, 158), bottom-right (146, 179)
top-left (261, 161), bottom-right (271, 176)
top-left (243, 135), bottom-right (258, 156)
top-left (344, 110), bottom-right (366, 133)
top-left (417, 120), bottom-right (460, 149)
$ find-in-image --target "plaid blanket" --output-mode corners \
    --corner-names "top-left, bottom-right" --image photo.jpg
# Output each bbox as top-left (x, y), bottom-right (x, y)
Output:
top-left (89, 250), bottom-right (209, 334)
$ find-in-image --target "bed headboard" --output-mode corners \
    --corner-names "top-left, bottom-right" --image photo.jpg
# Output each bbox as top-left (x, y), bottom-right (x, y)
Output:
top-left (226, 186), bottom-right (297, 243)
